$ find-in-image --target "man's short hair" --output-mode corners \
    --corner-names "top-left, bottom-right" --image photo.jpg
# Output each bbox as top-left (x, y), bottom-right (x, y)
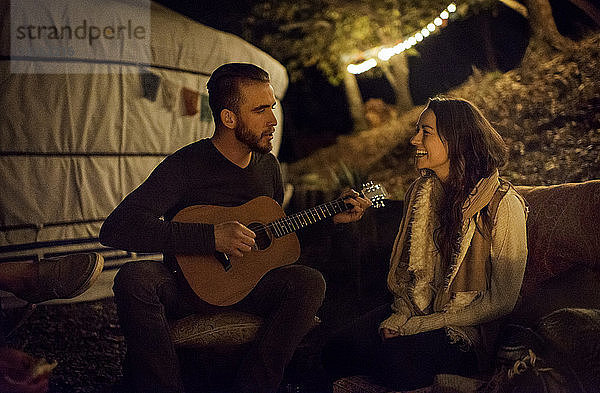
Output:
top-left (207, 63), bottom-right (270, 125)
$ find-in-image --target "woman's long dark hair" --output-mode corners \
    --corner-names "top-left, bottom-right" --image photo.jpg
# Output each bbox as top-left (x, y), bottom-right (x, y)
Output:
top-left (425, 97), bottom-right (508, 268)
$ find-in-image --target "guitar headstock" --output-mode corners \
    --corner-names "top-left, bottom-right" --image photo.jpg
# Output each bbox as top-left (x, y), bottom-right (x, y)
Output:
top-left (360, 181), bottom-right (389, 209)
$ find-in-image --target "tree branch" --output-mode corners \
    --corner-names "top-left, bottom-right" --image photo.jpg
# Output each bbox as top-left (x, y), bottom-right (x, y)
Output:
top-left (279, 20), bottom-right (331, 32)
top-left (499, 0), bottom-right (529, 18)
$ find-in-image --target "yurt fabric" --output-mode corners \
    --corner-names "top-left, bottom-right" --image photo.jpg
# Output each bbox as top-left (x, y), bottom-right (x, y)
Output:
top-left (0, 0), bottom-right (288, 301)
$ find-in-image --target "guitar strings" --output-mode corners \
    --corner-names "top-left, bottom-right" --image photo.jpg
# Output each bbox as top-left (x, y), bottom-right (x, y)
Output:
top-left (248, 198), bottom-right (348, 237)
top-left (238, 186), bottom-right (384, 237)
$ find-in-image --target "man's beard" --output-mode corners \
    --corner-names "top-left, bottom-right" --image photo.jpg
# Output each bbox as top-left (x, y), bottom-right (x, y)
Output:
top-left (235, 122), bottom-right (273, 154)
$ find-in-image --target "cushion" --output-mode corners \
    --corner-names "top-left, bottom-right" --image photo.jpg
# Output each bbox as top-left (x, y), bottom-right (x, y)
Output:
top-left (511, 266), bottom-right (600, 324)
top-left (170, 310), bottom-right (262, 349)
top-left (536, 308), bottom-right (600, 392)
top-left (333, 374), bottom-right (481, 393)
top-left (333, 375), bottom-right (390, 393)
top-left (170, 311), bottom-right (322, 350)
top-left (515, 180), bottom-right (600, 296)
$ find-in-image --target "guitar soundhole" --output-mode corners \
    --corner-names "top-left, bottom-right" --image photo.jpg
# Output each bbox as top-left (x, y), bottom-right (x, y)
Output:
top-left (248, 222), bottom-right (272, 250)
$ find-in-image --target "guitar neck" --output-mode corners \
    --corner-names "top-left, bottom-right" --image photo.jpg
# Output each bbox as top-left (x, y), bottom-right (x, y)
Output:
top-left (268, 197), bottom-right (350, 238)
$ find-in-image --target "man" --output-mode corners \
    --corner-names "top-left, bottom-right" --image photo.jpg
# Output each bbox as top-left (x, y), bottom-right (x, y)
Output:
top-left (99, 63), bottom-right (370, 393)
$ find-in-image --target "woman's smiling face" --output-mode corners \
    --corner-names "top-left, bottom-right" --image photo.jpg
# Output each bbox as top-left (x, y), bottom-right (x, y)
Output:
top-left (410, 108), bottom-right (450, 182)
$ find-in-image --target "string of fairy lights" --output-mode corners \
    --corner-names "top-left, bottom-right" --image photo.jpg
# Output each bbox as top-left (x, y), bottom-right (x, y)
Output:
top-left (346, 3), bottom-right (457, 74)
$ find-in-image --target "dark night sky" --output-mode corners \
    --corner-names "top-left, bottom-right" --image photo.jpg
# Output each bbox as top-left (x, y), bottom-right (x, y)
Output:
top-left (154, 0), bottom-right (595, 162)
top-left (155, 0), bottom-right (255, 36)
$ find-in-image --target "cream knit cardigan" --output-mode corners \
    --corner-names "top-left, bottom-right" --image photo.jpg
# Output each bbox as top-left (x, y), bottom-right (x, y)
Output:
top-left (380, 172), bottom-right (528, 347)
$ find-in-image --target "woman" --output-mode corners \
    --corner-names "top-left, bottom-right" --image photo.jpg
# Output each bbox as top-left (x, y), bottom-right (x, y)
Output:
top-left (322, 96), bottom-right (528, 391)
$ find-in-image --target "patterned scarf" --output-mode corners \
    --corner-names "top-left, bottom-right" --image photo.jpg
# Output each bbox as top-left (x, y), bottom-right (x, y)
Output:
top-left (390, 170), bottom-right (501, 313)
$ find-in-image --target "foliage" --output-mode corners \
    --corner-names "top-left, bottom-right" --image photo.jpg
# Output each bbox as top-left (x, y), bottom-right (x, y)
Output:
top-left (329, 161), bottom-right (369, 190)
top-left (288, 34), bottom-right (600, 197)
top-left (244, 0), bottom-right (491, 84)
top-left (295, 161), bottom-right (369, 192)
top-left (453, 35), bottom-right (600, 186)
top-left (287, 104), bottom-right (420, 198)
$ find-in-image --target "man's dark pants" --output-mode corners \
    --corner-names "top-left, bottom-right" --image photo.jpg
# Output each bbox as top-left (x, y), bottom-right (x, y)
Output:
top-left (113, 260), bottom-right (325, 393)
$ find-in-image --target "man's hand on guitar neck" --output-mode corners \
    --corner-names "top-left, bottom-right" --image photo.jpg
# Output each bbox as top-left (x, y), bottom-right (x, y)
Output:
top-left (332, 189), bottom-right (372, 225)
top-left (214, 221), bottom-right (256, 257)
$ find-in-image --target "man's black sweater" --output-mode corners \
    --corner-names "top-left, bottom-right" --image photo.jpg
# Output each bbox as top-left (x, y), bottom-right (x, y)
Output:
top-left (99, 139), bottom-right (283, 257)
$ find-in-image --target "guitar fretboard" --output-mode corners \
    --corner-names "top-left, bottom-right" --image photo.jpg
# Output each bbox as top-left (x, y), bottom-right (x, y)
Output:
top-left (267, 198), bottom-right (349, 238)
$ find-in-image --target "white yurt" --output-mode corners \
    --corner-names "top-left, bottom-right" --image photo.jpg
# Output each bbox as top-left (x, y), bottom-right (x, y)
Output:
top-left (0, 0), bottom-right (288, 303)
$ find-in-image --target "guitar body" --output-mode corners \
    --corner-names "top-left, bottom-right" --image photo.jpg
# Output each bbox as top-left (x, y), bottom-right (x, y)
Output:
top-left (173, 196), bottom-right (301, 306)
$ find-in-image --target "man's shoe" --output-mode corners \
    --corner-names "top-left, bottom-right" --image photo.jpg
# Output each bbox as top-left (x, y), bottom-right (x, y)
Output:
top-left (17, 252), bottom-right (104, 303)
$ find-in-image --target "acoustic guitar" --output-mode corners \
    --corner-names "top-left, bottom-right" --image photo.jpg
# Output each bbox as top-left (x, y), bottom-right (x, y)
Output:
top-left (173, 182), bottom-right (388, 306)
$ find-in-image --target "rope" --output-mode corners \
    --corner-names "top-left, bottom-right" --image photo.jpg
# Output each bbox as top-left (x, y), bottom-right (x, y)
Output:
top-left (508, 349), bottom-right (557, 379)
top-left (5, 303), bottom-right (38, 339)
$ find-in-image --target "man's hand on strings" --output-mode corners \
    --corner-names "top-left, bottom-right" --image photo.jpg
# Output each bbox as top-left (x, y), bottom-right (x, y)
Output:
top-left (332, 189), bottom-right (371, 224)
top-left (214, 221), bottom-right (256, 257)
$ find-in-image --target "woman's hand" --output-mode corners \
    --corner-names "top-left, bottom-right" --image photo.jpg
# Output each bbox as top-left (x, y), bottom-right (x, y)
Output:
top-left (332, 189), bottom-right (371, 224)
top-left (380, 328), bottom-right (401, 341)
top-left (379, 312), bottom-right (409, 340)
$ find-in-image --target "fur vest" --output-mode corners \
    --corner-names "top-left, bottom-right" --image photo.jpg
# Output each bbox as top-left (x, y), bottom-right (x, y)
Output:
top-left (387, 170), bottom-right (509, 316)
